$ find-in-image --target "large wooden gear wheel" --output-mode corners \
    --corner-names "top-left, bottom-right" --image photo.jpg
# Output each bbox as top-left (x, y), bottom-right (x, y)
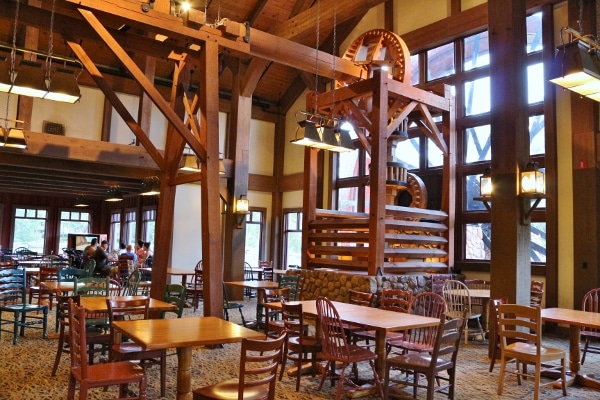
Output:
top-left (338, 29), bottom-right (412, 87)
top-left (397, 173), bottom-right (428, 209)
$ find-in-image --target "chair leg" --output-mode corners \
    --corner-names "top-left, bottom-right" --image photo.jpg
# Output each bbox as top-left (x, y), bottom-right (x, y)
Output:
top-left (317, 360), bottom-right (332, 391)
top-left (52, 327), bottom-right (66, 376)
top-left (238, 308), bottom-right (246, 327)
top-left (160, 350), bottom-right (167, 398)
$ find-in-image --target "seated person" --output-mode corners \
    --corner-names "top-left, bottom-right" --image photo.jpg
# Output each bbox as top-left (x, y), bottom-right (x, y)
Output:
top-left (123, 244), bottom-right (138, 265)
top-left (94, 240), bottom-right (112, 277)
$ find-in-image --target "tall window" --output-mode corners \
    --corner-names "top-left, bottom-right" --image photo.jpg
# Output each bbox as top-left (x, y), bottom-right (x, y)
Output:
top-left (244, 209), bottom-right (265, 269)
top-left (58, 210), bottom-right (91, 253)
top-left (110, 211), bottom-right (121, 251)
top-left (124, 210), bottom-right (137, 247)
top-left (283, 210), bottom-right (302, 268)
top-left (13, 207), bottom-right (48, 254)
top-left (141, 208), bottom-right (156, 246)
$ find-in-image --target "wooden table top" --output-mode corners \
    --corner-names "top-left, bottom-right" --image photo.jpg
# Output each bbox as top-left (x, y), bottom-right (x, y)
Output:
top-left (80, 295), bottom-right (177, 313)
top-left (542, 307), bottom-right (600, 329)
top-left (111, 316), bottom-right (265, 350)
top-left (265, 300), bottom-right (440, 332)
top-left (167, 268), bottom-right (196, 276)
top-left (446, 288), bottom-right (490, 299)
top-left (41, 281), bottom-right (81, 292)
top-left (225, 280), bottom-right (279, 290)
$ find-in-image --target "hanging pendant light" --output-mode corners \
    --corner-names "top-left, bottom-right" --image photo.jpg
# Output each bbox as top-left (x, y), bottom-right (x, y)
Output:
top-left (140, 176), bottom-right (160, 196)
top-left (10, 60), bottom-right (47, 98)
top-left (105, 186), bottom-right (124, 202)
top-left (45, 68), bottom-right (81, 103)
top-left (74, 195), bottom-right (89, 207)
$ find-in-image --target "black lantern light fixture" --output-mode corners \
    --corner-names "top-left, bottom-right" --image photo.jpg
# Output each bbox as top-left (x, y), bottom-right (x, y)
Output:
top-left (234, 194), bottom-right (250, 229)
top-left (140, 176), bottom-right (160, 196)
top-left (105, 186), bottom-right (124, 202)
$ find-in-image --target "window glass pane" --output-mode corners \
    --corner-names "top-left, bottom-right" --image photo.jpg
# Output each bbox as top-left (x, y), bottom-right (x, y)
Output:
top-left (465, 125), bottom-right (491, 163)
top-left (427, 138), bottom-right (444, 167)
top-left (286, 232), bottom-right (302, 268)
top-left (245, 219), bottom-right (262, 268)
top-left (528, 63), bottom-right (544, 104)
top-left (464, 76), bottom-right (490, 116)
top-left (465, 174), bottom-right (488, 211)
top-left (465, 223), bottom-right (491, 260)
top-left (526, 12), bottom-right (543, 53)
top-left (531, 222), bottom-right (546, 262)
top-left (338, 187), bottom-right (359, 213)
top-left (59, 211), bottom-right (90, 253)
top-left (410, 54), bottom-right (420, 86)
top-left (427, 42), bottom-right (455, 81)
top-left (13, 208), bottom-right (47, 254)
top-left (394, 137), bottom-right (420, 169)
top-left (338, 148), bottom-right (360, 179)
top-left (463, 31), bottom-right (489, 71)
top-left (529, 115), bottom-right (545, 156)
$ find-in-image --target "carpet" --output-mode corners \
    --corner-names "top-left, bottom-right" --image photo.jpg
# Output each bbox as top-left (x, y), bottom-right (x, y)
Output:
top-left (1, 299), bottom-right (599, 399)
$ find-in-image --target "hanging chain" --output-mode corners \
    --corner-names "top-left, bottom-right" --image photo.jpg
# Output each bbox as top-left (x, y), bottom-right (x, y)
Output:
top-left (577, 0), bottom-right (583, 33)
top-left (331, 0), bottom-right (337, 118)
top-left (5, 0), bottom-right (21, 130)
top-left (48, 0), bottom-right (56, 74)
top-left (216, 0), bottom-right (221, 24)
top-left (314, 0), bottom-right (320, 113)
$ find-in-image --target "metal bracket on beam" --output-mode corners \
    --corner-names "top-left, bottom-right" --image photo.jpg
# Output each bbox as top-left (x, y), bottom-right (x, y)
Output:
top-left (244, 22), bottom-right (251, 43)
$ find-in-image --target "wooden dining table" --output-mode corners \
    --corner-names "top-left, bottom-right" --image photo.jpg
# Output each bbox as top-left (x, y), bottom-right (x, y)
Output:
top-left (542, 307), bottom-right (600, 390)
top-left (224, 280), bottom-right (279, 303)
top-left (111, 316), bottom-right (265, 400)
top-left (80, 295), bottom-right (176, 313)
top-left (264, 299), bottom-right (440, 377)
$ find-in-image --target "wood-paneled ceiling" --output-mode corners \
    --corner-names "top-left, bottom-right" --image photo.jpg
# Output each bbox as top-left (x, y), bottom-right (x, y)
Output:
top-left (0, 0), bottom-right (382, 200)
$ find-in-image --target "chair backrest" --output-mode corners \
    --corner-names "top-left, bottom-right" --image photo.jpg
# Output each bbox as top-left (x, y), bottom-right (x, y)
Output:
top-left (56, 293), bottom-right (81, 330)
top-left (348, 289), bottom-right (375, 307)
top-left (243, 262), bottom-right (254, 281)
top-left (0, 268), bottom-right (27, 304)
top-left (281, 299), bottom-right (307, 338)
top-left (109, 278), bottom-right (122, 296)
top-left (74, 276), bottom-right (110, 297)
top-left (58, 267), bottom-right (87, 283)
top-left (264, 287), bottom-right (291, 303)
top-left (237, 334), bottom-right (286, 400)
top-left (403, 292), bottom-right (446, 349)
top-left (106, 297), bottom-right (150, 322)
top-left (190, 268), bottom-right (203, 289)
top-left (442, 280), bottom-right (473, 318)
top-left (262, 267), bottom-right (274, 282)
top-left (530, 280), bottom-right (544, 307)
top-left (582, 288), bottom-right (600, 334)
top-left (117, 255), bottom-right (134, 284)
top-left (379, 287), bottom-right (412, 313)
top-left (464, 279), bottom-right (490, 290)
top-left (68, 299), bottom-right (91, 377)
top-left (278, 275), bottom-right (300, 301)
top-left (0, 260), bottom-right (15, 269)
top-left (163, 283), bottom-right (186, 318)
top-left (428, 315), bottom-right (465, 371)
top-left (498, 303), bottom-right (542, 353)
top-left (222, 281), bottom-right (233, 306)
top-left (195, 260), bottom-right (203, 271)
top-left (82, 259), bottom-right (96, 277)
top-left (316, 296), bottom-right (351, 360)
top-left (122, 269), bottom-right (141, 296)
top-left (37, 266), bottom-right (59, 284)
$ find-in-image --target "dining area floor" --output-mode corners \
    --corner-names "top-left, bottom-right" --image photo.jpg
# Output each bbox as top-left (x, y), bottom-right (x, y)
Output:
top-left (2, 297), bottom-right (600, 399)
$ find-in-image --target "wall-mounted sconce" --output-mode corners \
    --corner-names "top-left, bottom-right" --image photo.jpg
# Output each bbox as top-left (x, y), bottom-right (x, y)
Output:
top-left (74, 195), bottom-right (89, 207)
top-left (234, 195), bottom-right (250, 229)
top-left (105, 186), bottom-right (123, 202)
top-left (140, 176), bottom-right (160, 196)
top-left (474, 167), bottom-right (492, 211)
top-left (519, 161), bottom-right (545, 225)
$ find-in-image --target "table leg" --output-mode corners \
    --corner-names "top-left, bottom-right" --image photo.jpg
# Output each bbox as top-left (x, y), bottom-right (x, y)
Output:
top-left (176, 347), bottom-right (193, 400)
top-left (374, 330), bottom-right (386, 378)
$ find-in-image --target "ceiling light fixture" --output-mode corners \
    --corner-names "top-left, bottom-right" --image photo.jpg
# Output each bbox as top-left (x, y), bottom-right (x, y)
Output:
top-left (74, 195), bottom-right (89, 207)
top-left (105, 186), bottom-right (124, 202)
top-left (140, 176), bottom-right (160, 196)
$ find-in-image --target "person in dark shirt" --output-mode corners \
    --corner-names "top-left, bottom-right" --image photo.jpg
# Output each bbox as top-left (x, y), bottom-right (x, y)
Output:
top-left (94, 240), bottom-right (111, 277)
top-left (82, 238), bottom-right (97, 263)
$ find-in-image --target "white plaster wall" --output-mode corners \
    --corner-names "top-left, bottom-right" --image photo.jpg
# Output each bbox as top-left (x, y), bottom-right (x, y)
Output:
top-left (249, 119), bottom-right (274, 175)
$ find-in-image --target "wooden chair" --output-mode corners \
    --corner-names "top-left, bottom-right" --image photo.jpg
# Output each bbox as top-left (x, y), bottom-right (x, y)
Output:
top-left (278, 274), bottom-right (300, 300)
top-left (74, 276), bottom-right (110, 297)
top-left (464, 279), bottom-right (490, 314)
top-left (259, 260), bottom-right (274, 281)
top-left (0, 268), bottom-right (48, 344)
top-left (258, 287), bottom-right (291, 336)
top-left (28, 266), bottom-right (59, 310)
top-left (0, 260), bottom-right (15, 269)
top-left (222, 282), bottom-right (249, 327)
top-left (121, 269), bottom-right (141, 296)
top-left (192, 333), bottom-right (286, 400)
top-left (497, 303), bottom-right (567, 400)
top-left (352, 287), bottom-right (412, 350)
top-left (67, 299), bottom-right (148, 400)
top-left (117, 254), bottom-right (134, 285)
top-left (106, 297), bottom-right (167, 398)
top-left (442, 279), bottom-right (485, 343)
top-left (315, 296), bottom-right (383, 400)
top-left (163, 283), bottom-right (187, 318)
top-left (279, 299), bottom-right (321, 391)
top-left (581, 288), bottom-right (600, 364)
top-left (82, 258), bottom-right (96, 277)
top-left (530, 280), bottom-right (544, 307)
top-left (243, 262), bottom-right (256, 298)
top-left (387, 291), bottom-right (446, 356)
top-left (51, 294), bottom-right (112, 375)
top-left (384, 315), bottom-right (465, 400)
top-left (186, 267), bottom-right (204, 312)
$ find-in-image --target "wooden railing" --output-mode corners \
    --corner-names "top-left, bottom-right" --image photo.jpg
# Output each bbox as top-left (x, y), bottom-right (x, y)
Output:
top-left (306, 206), bottom-right (449, 274)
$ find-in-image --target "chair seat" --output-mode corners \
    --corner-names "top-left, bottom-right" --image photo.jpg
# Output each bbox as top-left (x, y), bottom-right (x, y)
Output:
top-left (193, 378), bottom-right (270, 400)
top-left (504, 341), bottom-right (565, 361)
top-left (328, 344), bottom-right (378, 363)
top-left (288, 335), bottom-right (321, 350)
top-left (70, 361), bottom-right (146, 386)
top-left (111, 343), bottom-right (163, 357)
top-left (581, 330), bottom-right (600, 339)
top-left (387, 337), bottom-right (433, 353)
top-left (387, 353), bottom-right (454, 373)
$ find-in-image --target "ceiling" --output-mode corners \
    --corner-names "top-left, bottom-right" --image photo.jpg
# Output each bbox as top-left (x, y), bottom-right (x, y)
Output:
top-left (0, 0), bottom-right (380, 199)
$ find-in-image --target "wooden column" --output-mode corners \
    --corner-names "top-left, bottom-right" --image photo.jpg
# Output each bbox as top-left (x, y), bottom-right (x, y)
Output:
top-left (223, 57), bottom-right (252, 299)
top-left (488, 0), bottom-right (531, 305)
top-left (368, 69), bottom-right (388, 276)
top-left (571, 0), bottom-right (600, 306)
top-left (199, 39), bottom-right (224, 317)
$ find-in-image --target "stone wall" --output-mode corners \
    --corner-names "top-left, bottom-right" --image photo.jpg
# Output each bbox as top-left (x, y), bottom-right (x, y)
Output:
top-left (285, 269), bottom-right (460, 306)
